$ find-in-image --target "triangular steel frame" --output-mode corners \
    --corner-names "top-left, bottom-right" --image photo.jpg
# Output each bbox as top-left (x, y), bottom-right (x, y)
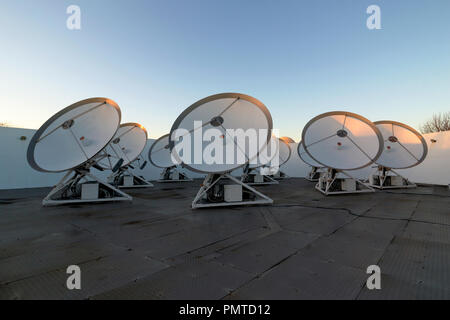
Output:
top-left (192, 173), bottom-right (273, 209)
top-left (43, 169), bottom-right (132, 206)
top-left (241, 167), bottom-right (279, 186)
top-left (157, 166), bottom-right (193, 183)
top-left (109, 168), bottom-right (154, 189)
top-left (305, 166), bottom-right (321, 182)
top-left (316, 168), bottom-right (375, 195)
top-left (369, 166), bottom-right (417, 190)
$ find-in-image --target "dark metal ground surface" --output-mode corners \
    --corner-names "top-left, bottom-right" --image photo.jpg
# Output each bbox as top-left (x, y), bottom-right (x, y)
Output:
top-left (1, 178), bottom-right (449, 300)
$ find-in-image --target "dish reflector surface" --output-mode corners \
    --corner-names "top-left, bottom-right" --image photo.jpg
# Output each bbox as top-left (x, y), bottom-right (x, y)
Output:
top-left (148, 134), bottom-right (177, 169)
top-left (374, 121), bottom-right (427, 169)
top-left (248, 136), bottom-right (279, 169)
top-left (170, 93), bottom-right (273, 174)
top-left (297, 140), bottom-right (324, 168)
top-left (27, 98), bottom-right (121, 172)
top-left (278, 138), bottom-right (292, 166)
top-left (302, 111), bottom-right (383, 170)
top-left (103, 123), bottom-right (148, 168)
top-left (280, 136), bottom-right (295, 144)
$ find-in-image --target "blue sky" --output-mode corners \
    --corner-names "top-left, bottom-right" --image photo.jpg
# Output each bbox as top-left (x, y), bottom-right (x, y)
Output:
top-left (0, 0), bottom-right (449, 140)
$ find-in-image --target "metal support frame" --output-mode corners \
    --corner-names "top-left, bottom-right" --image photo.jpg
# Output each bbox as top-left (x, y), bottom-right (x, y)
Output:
top-left (369, 166), bottom-right (416, 190)
top-left (192, 173), bottom-right (273, 209)
top-left (315, 168), bottom-right (375, 195)
top-left (43, 168), bottom-right (132, 206)
top-left (241, 166), bottom-right (279, 186)
top-left (271, 167), bottom-right (290, 180)
top-left (109, 168), bottom-right (154, 189)
top-left (305, 166), bottom-right (321, 182)
top-left (157, 166), bottom-right (193, 183)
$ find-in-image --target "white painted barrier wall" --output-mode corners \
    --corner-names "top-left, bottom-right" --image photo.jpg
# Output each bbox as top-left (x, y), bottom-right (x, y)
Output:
top-left (0, 126), bottom-right (449, 190)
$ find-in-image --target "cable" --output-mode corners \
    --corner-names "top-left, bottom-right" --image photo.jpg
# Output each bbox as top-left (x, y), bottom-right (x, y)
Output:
top-left (272, 203), bottom-right (450, 228)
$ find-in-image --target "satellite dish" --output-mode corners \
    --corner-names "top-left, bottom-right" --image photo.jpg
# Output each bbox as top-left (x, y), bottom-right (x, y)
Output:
top-left (170, 92), bottom-right (274, 208)
top-left (369, 120), bottom-right (428, 189)
top-left (278, 137), bottom-right (292, 167)
top-left (148, 134), bottom-right (192, 182)
top-left (170, 92), bottom-right (273, 174)
top-left (297, 140), bottom-right (324, 182)
top-left (268, 137), bottom-right (292, 180)
top-left (28, 98), bottom-right (121, 173)
top-left (301, 111), bottom-right (383, 195)
top-left (27, 98), bottom-right (132, 205)
top-left (302, 111), bottom-right (383, 171)
top-left (148, 134), bottom-right (175, 169)
top-left (104, 123), bottom-right (148, 168)
top-left (102, 123), bottom-right (154, 188)
top-left (373, 121), bottom-right (427, 169)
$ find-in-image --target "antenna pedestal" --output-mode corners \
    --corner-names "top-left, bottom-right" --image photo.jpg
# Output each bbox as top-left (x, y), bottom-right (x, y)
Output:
top-left (270, 167), bottom-right (290, 180)
top-left (158, 166), bottom-right (193, 183)
top-left (43, 167), bottom-right (132, 206)
top-left (192, 173), bottom-right (273, 209)
top-left (316, 168), bottom-right (375, 195)
top-left (241, 167), bottom-right (279, 185)
top-left (108, 168), bottom-right (154, 189)
top-left (306, 166), bottom-right (321, 182)
top-left (369, 166), bottom-right (416, 190)
top-left (271, 171), bottom-right (289, 180)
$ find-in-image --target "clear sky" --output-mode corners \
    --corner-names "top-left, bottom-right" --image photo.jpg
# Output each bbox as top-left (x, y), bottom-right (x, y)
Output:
top-left (0, 0), bottom-right (449, 140)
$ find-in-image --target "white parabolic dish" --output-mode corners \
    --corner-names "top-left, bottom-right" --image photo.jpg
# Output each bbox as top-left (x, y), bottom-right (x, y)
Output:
top-left (278, 137), bottom-right (292, 166)
top-left (301, 111), bottom-right (384, 171)
top-left (102, 123), bottom-right (148, 168)
top-left (148, 134), bottom-right (177, 169)
top-left (248, 136), bottom-right (279, 169)
top-left (374, 120), bottom-right (428, 169)
top-left (169, 93), bottom-right (273, 174)
top-left (27, 98), bottom-right (121, 173)
top-left (297, 140), bottom-right (324, 168)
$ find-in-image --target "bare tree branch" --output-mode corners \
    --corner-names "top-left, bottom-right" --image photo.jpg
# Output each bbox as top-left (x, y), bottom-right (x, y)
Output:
top-left (420, 112), bottom-right (450, 134)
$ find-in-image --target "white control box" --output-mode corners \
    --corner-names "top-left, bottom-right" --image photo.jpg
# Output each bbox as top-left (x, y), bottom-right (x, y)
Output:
top-left (341, 179), bottom-right (356, 191)
top-left (224, 185), bottom-right (242, 202)
top-left (123, 175), bottom-right (134, 187)
top-left (391, 176), bottom-right (404, 186)
top-left (254, 175), bottom-right (264, 183)
top-left (81, 183), bottom-right (99, 200)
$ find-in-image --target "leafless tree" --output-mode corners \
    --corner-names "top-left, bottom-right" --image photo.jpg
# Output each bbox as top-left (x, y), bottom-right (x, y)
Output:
top-left (420, 112), bottom-right (450, 134)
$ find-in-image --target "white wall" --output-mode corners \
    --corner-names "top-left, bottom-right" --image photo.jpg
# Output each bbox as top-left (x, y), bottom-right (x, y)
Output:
top-left (0, 127), bottom-right (65, 189)
top-left (1, 126), bottom-right (449, 190)
top-left (397, 131), bottom-right (450, 186)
